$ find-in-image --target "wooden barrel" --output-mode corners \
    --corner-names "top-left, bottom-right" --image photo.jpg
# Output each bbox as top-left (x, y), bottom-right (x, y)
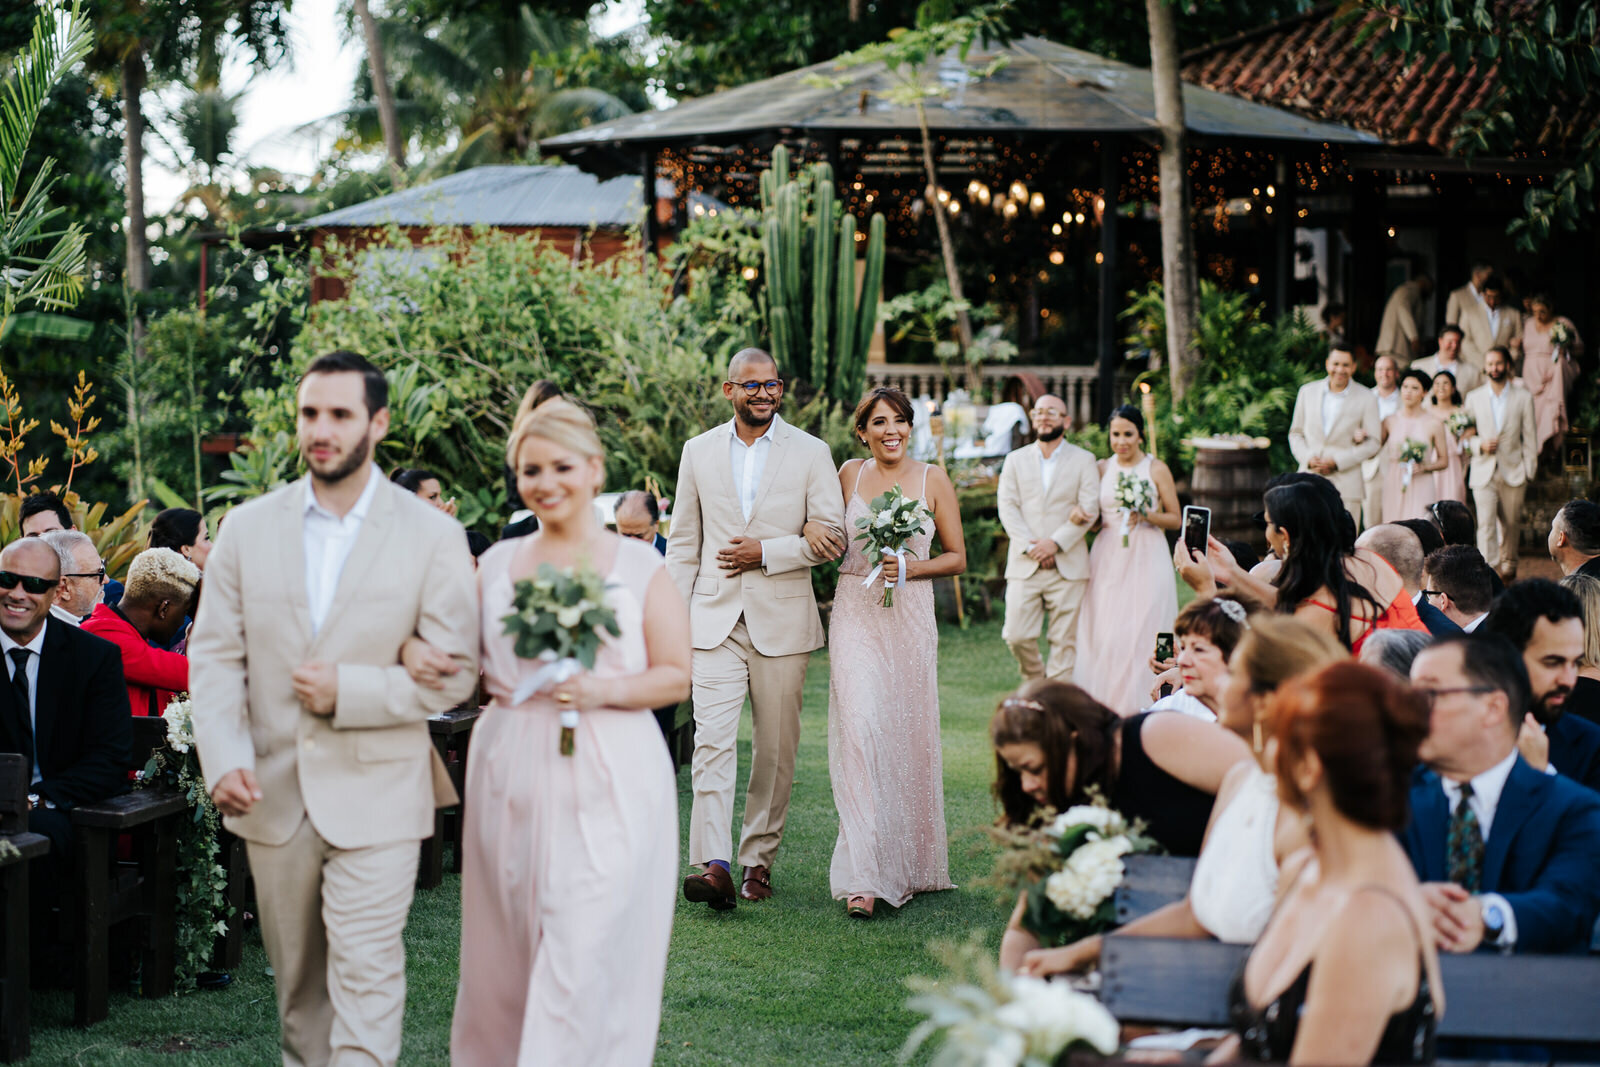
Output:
top-left (1190, 447), bottom-right (1272, 550)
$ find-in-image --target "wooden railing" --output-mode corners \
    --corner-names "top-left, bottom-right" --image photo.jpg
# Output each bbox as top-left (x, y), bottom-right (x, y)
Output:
top-left (863, 363), bottom-right (1130, 427)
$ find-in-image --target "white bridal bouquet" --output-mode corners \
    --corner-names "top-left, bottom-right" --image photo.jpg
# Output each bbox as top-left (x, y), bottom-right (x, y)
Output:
top-left (1551, 320), bottom-right (1573, 361)
top-left (502, 562), bottom-right (621, 756)
top-left (1112, 471), bottom-right (1155, 547)
top-left (1445, 410), bottom-right (1473, 440)
top-left (903, 938), bottom-right (1121, 1066)
top-left (855, 483), bottom-right (934, 608)
top-left (1398, 437), bottom-right (1429, 490)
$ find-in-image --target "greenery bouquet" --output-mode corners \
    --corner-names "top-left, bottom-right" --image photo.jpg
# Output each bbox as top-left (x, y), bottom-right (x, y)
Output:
top-left (1551, 320), bottom-right (1573, 360)
top-left (137, 695), bottom-right (229, 985)
top-left (502, 562), bottom-right (622, 756)
top-left (1112, 472), bottom-right (1156, 547)
top-left (990, 796), bottom-right (1159, 948)
top-left (1445, 411), bottom-right (1474, 440)
top-left (1399, 437), bottom-right (1430, 489)
top-left (854, 484), bottom-right (933, 608)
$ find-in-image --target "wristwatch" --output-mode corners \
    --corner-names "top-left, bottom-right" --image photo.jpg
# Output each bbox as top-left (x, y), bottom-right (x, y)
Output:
top-left (1481, 898), bottom-right (1507, 949)
top-left (25, 793), bottom-right (38, 811)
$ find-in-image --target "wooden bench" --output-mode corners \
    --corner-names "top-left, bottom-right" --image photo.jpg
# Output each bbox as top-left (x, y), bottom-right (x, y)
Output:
top-left (419, 707), bottom-right (480, 890)
top-left (0, 755), bottom-right (47, 1062)
top-left (1112, 855), bottom-right (1196, 925)
top-left (1100, 934), bottom-right (1600, 1051)
top-left (65, 715), bottom-right (186, 1026)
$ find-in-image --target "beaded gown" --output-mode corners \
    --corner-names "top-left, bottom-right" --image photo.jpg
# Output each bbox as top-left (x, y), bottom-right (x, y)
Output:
top-left (451, 537), bottom-right (677, 1066)
top-left (828, 461), bottom-right (953, 907)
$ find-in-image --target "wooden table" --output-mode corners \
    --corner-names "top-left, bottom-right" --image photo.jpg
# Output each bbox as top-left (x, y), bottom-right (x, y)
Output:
top-left (418, 708), bottom-right (482, 890)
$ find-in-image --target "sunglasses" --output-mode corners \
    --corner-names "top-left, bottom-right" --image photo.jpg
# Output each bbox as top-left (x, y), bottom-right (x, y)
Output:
top-left (0, 571), bottom-right (59, 595)
top-left (65, 568), bottom-right (107, 583)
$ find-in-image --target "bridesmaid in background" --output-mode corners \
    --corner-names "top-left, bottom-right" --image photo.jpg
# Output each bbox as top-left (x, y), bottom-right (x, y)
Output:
top-left (1380, 369), bottom-right (1450, 523)
top-left (1425, 369), bottom-right (1469, 503)
top-left (826, 386), bottom-right (964, 919)
top-left (447, 401), bottom-right (689, 1065)
top-left (1522, 292), bottom-right (1583, 461)
top-left (1075, 405), bottom-right (1179, 713)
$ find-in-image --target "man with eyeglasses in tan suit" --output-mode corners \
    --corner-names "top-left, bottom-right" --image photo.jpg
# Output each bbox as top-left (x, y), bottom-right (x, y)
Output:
top-left (668, 348), bottom-right (845, 911)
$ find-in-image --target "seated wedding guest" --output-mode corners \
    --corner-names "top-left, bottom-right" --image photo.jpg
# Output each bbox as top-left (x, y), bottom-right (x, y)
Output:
top-left (500, 379), bottom-right (563, 540)
top-left (103, 507), bottom-right (211, 615)
top-left (614, 490), bottom-right (666, 554)
top-left (1221, 539), bottom-right (1260, 573)
top-left (1480, 580), bottom-right (1600, 792)
top-left (1147, 595), bottom-right (1259, 720)
top-left (993, 681), bottom-right (1252, 968)
top-left (40, 530), bottom-right (104, 626)
top-left (1404, 634), bottom-right (1600, 954)
top-left (392, 467), bottom-right (456, 515)
top-left (1548, 499), bottom-right (1600, 579)
top-left (1393, 517), bottom-right (1445, 558)
top-left (1426, 499), bottom-right (1476, 548)
top-left (0, 539), bottom-right (132, 927)
top-left (1358, 524), bottom-right (1459, 636)
top-left (1361, 629), bottom-right (1432, 680)
top-left (1422, 546), bottom-right (1494, 633)
top-left (1227, 662), bottom-right (1440, 1065)
top-left (1016, 616), bottom-right (1345, 978)
top-left (19, 491), bottom-right (72, 537)
top-left (82, 549), bottom-right (199, 719)
top-left (1558, 572), bottom-right (1600, 727)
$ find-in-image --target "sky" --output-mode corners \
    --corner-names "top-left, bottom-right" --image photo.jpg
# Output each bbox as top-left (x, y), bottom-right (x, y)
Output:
top-left (143, 0), bottom-right (648, 213)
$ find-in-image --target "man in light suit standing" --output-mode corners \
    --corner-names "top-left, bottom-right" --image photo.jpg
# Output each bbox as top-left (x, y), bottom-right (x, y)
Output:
top-left (1413, 324), bottom-right (1482, 395)
top-left (668, 348), bottom-right (845, 911)
top-left (996, 395), bottom-right (1098, 681)
top-left (1444, 262), bottom-right (1493, 332)
top-left (1361, 355), bottom-right (1402, 529)
top-left (1464, 346), bottom-right (1538, 581)
top-left (1288, 345), bottom-right (1383, 528)
top-left (1453, 275), bottom-right (1523, 370)
top-left (1376, 273), bottom-right (1433, 368)
top-left (192, 351), bottom-right (480, 1067)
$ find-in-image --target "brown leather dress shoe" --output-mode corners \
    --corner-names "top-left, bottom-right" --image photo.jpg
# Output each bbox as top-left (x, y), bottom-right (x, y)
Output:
top-left (682, 866), bottom-right (736, 911)
top-left (740, 865), bottom-right (773, 902)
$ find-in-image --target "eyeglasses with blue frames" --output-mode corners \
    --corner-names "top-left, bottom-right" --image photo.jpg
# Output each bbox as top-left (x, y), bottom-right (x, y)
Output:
top-left (727, 379), bottom-right (784, 395)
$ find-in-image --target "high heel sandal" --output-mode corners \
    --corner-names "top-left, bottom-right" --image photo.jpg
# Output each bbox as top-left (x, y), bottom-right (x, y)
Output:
top-left (846, 894), bottom-right (875, 919)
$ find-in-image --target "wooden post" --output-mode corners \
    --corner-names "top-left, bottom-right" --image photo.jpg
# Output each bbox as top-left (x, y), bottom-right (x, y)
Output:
top-left (1097, 140), bottom-right (1122, 423)
top-left (1273, 155), bottom-right (1293, 318)
top-left (640, 148), bottom-right (659, 263)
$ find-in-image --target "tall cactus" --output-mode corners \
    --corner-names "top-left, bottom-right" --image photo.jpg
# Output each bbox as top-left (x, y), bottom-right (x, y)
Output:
top-left (758, 145), bottom-right (886, 406)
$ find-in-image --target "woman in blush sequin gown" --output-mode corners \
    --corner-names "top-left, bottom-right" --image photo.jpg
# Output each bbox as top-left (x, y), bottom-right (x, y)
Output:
top-left (441, 401), bottom-right (690, 1066)
top-left (826, 387), bottom-right (966, 920)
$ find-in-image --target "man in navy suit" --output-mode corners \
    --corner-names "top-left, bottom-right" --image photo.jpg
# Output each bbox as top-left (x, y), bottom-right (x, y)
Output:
top-left (1358, 523), bottom-right (1461, 636)
top-left (1480, 580), bottom-right (1600, 792)
top-left (1405, 634), bottom-right (1600, 954)
top-left (1423, 545), bottom-right (1495, 632)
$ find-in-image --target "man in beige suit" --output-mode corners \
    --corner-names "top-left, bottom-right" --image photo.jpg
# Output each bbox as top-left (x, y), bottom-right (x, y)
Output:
top-left (668, 348), bottom-right (845, 910)
top-left (1444, 263), bottom-right (1492, 331)
top-left (1376, 274), bottom-right (1433, 368)
top-left (1413, 325), bottom-right (1482, 395)
top-left (1453, 274), bottom-right (1523, 370)
top-left (1361, 355), bottom-right (1403, 529)
top-left (1288, 346), bottom-right (1383, 528)
top-left (192, 352), bottom-right (479, 1067)
top-left (1465, 346), bottom-right (1538, 581)
top-left (996, 395), bottom-right (1099, 681)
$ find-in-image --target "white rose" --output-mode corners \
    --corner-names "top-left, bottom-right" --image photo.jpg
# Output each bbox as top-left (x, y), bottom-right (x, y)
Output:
top-left (555, 605), bottom-right (583, 628)
top-left (1044, 839), bottom-right (1127, 919)
top-left (1050, 805), bottom-right (1117, 837)
top-left (996, 975), bottom-right (1121, 1057)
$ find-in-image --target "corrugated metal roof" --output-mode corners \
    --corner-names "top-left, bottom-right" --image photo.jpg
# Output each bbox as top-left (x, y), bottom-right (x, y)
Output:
top-left (302, 165), bottom-right (646, 229)
top-left (542, 35), bottom-right (1380, 153)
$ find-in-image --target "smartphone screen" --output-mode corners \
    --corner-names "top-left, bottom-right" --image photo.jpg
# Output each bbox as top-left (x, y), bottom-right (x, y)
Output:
top-left (1154, 632), bottom-right (1174, 663)
top-left (1183, 506), bottom-right (1211, 557)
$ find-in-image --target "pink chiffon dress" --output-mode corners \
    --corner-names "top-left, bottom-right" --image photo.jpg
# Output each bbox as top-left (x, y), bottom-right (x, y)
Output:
top-left (828, 460), bottom-right (953, 907)
top-left (1522, 316), bottom-right (1583, 452)
top-left (1074, 455), bottom-right (1177, 714)
top-left (1381, 411), bottom-right (1441, 522)
top-left (451, 537), bottom-right (677, 1067)
top-left (1430, 404), bottom-right (1468, 503)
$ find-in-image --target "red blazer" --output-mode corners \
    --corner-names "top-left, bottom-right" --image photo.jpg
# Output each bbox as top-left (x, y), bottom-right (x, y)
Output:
top-left (81, 603), bottom-right (188, 718)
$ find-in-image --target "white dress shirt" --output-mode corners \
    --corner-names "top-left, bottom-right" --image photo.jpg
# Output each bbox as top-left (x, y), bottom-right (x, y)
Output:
top-left (1489, 385), bottom-right (1508, 432)
top-left (1376, 388), bottom-right (1401, 422)
top-left (1463, 612), bottom-right (1488, 633)
top-left (304, 466), bottom-right (382, 635)
top-left (1038, 445), bottom-right (1061, 496)
top-left (1, 620), bottom-right (47, 784)
top-left (49, 603), bottom-right (82, 627)
top-left (1486, 304), bottom-right (1502, 339)
top-left (728, 414), bottom-right (781, 523)
top-left (1321, 384), bottom-right (1350, 436)
top-left (1439, 749), bottom-right (1520, 947)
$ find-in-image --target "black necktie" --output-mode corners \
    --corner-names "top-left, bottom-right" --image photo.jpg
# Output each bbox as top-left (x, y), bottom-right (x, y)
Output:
top-left (8, 649), bottom-right (32, 768)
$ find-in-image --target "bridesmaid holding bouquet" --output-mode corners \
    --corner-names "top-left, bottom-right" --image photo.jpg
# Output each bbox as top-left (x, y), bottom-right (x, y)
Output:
top-left (1426, 369), bottom-right (1470, 503)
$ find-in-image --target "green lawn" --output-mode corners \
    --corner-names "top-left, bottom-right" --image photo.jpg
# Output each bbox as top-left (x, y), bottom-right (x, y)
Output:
top-left (26, 618), bottom-right (1022, 1065)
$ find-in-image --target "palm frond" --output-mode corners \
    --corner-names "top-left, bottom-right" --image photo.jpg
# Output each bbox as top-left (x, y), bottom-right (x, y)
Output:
top-left (0, 0), bottom-right (92, 207)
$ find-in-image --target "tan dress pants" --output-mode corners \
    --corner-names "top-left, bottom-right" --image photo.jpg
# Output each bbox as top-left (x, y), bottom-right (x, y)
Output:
top-left (688, 617), bottom-right (809, 870)
top-left (1473, 477), bottom-right (1526, 575)
top-left (247, 816), bottom-right (421, 1067)
top-left (1002, 569), bottom-right (1087, 682)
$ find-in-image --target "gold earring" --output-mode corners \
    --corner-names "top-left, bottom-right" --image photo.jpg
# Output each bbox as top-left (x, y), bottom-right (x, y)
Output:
top-left (1252, 719), bottom-right (1264, 754)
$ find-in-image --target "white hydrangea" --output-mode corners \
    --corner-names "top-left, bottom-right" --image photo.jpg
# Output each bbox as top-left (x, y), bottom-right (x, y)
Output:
top-left (1048, 804), bottom-right (1126, 838)
top-left (162, 695), bottom-right (195, 754)
top-left (994, 975), bottom-right (1121, 1057)
top-left (1043, 836), bottom-right (1132, 919)
top-left (556, 605), bottom-right (583, 629)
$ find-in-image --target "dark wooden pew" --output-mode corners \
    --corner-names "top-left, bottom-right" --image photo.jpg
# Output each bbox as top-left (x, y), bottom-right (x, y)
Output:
top-left (65, 715), bottom-right (186, 1026)
top-left (0, 754), bottom-right (47, 1062)
top-left (1112, 855), bottom-right (1196, 925)
top-left (419, 706), bottom-right (480, 890)
top-left (1099, 934), bottom-right (1600, 1050)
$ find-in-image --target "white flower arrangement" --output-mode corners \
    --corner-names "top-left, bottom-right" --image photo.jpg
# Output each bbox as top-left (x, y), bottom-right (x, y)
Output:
top-left (1551, 320), bottom-right (1572, 360)
top-left (162, 695), bottom-right (195, 755)
top-left (854, 484), bottom-right (934, 608)
top-left (1112, 471), bottom-right (1155, 547)
top-left (1398, 437), bottom-right (1429, 490)
top-left (1044, 835), bottom-right (1135, 920)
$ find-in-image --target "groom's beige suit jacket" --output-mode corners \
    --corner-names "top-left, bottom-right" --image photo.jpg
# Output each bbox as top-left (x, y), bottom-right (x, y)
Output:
top-left (666, 416), bottom-right (845, 656)
top-left (190, 476), bottom-right (480, 850)
top-left (996, 441), bottom-right (1100, 582)
top-left (1288, 378), bottom-right (1382, 508)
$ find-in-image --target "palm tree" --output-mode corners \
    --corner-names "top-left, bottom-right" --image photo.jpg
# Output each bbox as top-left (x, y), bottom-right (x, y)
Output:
top-left (1147, 0), bottom-right (1198, 401)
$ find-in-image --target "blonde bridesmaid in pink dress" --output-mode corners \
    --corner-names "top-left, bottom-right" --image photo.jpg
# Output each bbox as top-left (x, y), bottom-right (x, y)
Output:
top-left (828, 387), bottom-right (964, 919)
top-left (1426, 369), bottom-right (1469, 503)
top-left (450, 401), bottom-right (689, 1066)
top-left (1379, 369), bottom-right (1450, 523)
top-left (1521, 294), bottom-right (1583, 457)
